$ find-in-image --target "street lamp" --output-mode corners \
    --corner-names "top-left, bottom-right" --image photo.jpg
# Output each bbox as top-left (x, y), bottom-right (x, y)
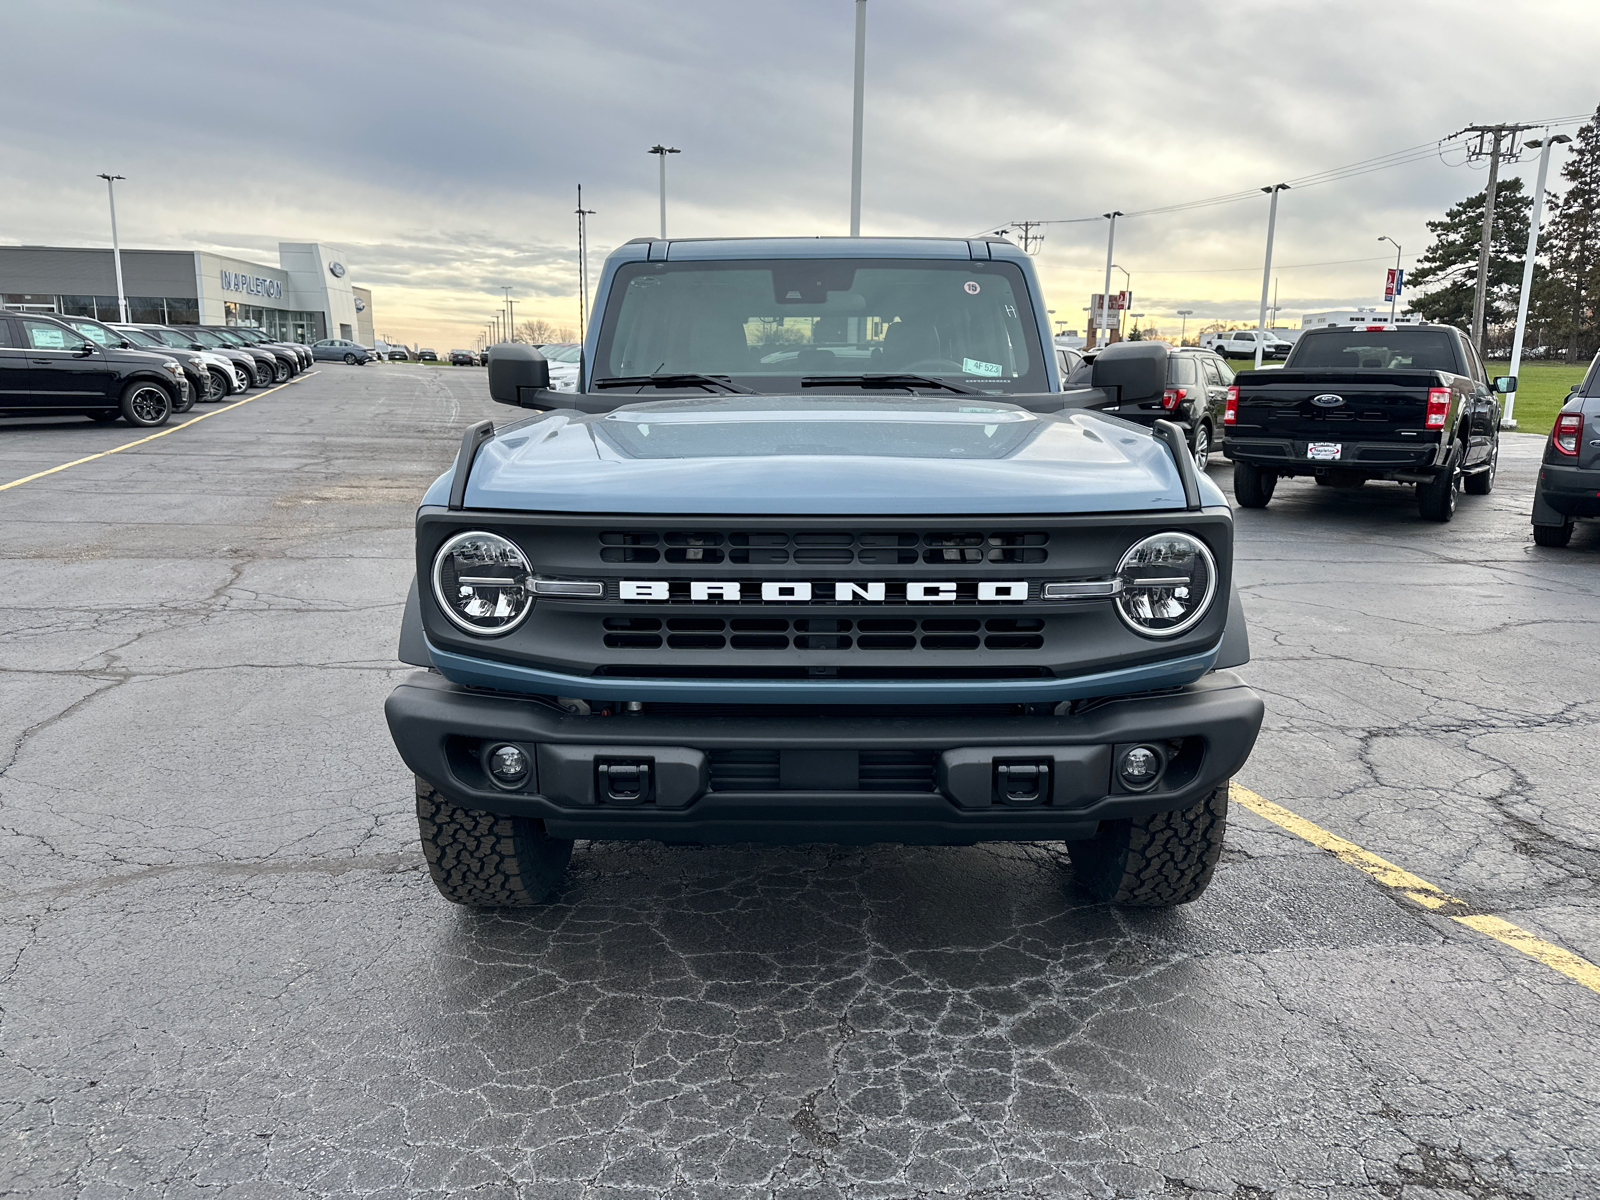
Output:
top-left (1130, 312), bottom-right (1145, 338)
top-left (647, 145), bottom-right (680, 239)
top-left (1378, 236), bottom-right (1402, 323)
top-left (502, 286), bottom-right (515, 341)
top-left (1110, 263), bottom-right (1130, 339)
top-left (849, 0), bottom-right (868, 235)
top-left (1256, 183), bottom-right (1290, 368)
top-left (1096, 211), bottom-right (1123, 349)
top-left (96, 173), bottom-right (128, 322)
top-left (1176, 309), bottom-right (1194, 345)
top-left (1504, 134), bottom-right (1572, 428)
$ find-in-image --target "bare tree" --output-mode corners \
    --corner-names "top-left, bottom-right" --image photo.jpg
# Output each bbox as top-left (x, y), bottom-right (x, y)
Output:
top-left (518, 318), bottom-right (577, 344)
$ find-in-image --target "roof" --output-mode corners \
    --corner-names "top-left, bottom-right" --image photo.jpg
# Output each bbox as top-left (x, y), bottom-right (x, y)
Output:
top-left (612, 236), bottom-right (1026, 263)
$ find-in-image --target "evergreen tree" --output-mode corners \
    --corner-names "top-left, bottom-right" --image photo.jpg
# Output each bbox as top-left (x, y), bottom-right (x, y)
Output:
top-left (1405, 178), bottom-right (1531, 331)
top-left (1540, 104), bottom-right (1600, 358)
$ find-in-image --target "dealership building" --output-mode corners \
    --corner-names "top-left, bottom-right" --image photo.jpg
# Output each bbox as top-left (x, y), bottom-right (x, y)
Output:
top-left (0, 242), bottom-right (374, 345)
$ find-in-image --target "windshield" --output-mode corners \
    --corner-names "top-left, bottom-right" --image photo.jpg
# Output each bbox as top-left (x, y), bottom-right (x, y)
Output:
top-left (148, 327), bottom-right (198, 348)
top-left (188, 329), bottom-right (230, 348)
top-left (595, 258), bottom-right (1047, 392)
top-left (120, 328), bottom-right (165, 349)
top-left (1292, 330), bottom-right (1459, 371)
top-left (543, 344), bottom-right (582, 363)
top-left (67, 319), bottom-right (118, 347)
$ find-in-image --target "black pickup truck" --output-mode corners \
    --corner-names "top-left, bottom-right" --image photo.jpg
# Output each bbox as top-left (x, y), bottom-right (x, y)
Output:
top-left (1224, 324), bottom-right (1508, 521)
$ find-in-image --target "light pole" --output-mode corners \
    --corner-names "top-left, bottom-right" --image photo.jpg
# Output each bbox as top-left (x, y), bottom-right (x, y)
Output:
top-left (1378, 236), bottom-right (1403, 324)
top-left (97, 173), bottom-right (128, 322)
top-left (1177, 309), bottom-right (1193, 345)
top-left (575, 185), bottom-right (596, 342)
top-left (1098, 212), bottom-right (1122, 347)
top-left (1504, 133), bottom-right (1571, 429)
top-left (502, 286), bottom-right (515, 341)
top-left (648, 145), bottom-right (680, 238)
top-left (849, 0), bottom-right (868, 236)
top-left (1256, 183), bottom-right (1289, 368)
top-left (1130, 312), bottom-right (1145, 339)
top-left (1110, 263), bottom-right (1130, 340)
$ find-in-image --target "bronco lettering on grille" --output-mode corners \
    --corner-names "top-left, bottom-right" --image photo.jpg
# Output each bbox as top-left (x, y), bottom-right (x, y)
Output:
top-left (619, 580), bottom-right (1029, 602)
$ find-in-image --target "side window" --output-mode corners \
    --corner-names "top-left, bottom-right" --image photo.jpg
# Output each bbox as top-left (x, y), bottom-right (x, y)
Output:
top-left (1212, 356), bottom-right (1235, 384)
top-left (1201, 358), bottom-right (1222, 387)
top-left (0, 319), bottom-right (13, 347)
top-left (21, 320), bottom-right (88, 351)
top-left (73, 322), bottom-right (117, 347)
top-left (1462, 336), bottom-right (1486, 384)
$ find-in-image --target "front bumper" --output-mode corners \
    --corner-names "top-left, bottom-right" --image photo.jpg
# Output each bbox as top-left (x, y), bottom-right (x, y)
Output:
top-left (385, 669), bottom-right (1264, 844)
top-left (1535, 461), bottom-right (1600, 520)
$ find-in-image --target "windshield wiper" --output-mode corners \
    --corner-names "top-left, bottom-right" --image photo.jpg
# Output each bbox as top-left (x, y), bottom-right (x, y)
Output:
top-left (799, 373), bottom-right (982, 395)
top-left (592, 373), bottom-right (754, 394)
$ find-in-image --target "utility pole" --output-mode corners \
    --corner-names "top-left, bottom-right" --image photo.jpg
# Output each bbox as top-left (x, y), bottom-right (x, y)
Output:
top-left (1462, 123), bottom-right (1536, 352)
top-left (849, 0), bottom-right (867, 236)
top-left (1503, 133), bottom-right (1571, 429)
top-left (1097, 211), bottom-right (1122, 349)
top-left (648, 145), bottom-right (679, 238)
top-left (97, 174), bottom-right (128, 323)
top-left (576, 185), bottom-right (596, 342)
top-left (1177, 309), bottom-right (1193, 345)
top-left (1012, 220), bottom-right (1044, 255)
top-left (1256, 184), bottom-right (1289, 368)
top-left (1379, 235), bottom-right (1403, 323)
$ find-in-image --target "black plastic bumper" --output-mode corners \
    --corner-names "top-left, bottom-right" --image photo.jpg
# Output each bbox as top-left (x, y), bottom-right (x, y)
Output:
top-left (1535, 462), bottom-right (1600, 520)
top-left (385, 670), bottom-right (1264, 845)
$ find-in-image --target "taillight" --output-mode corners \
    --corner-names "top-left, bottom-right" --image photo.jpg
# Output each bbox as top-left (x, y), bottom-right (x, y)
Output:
top-left (1223, 386), bottom-right (1238, 425)
top-left (1426, 388), bottom-right (1450, 428)
top-left (1553, 412), bottom-right (1583, 456)
top-left (1161, 387), bottom-right (1186, 411)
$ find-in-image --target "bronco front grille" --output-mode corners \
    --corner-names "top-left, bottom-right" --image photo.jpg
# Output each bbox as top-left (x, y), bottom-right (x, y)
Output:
top-left (598, 529), bottom-right (1049, 566)
top-left (600, 615), bottom-right (1046, 651)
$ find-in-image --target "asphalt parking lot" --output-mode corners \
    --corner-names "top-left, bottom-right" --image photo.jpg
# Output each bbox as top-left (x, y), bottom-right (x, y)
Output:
top-left (2, 365), bottom-right (1597, 1200)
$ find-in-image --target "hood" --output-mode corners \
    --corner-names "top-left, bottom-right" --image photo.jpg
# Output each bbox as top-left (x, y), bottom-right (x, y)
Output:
top-left (457, 396), bottom-right (1195, 515)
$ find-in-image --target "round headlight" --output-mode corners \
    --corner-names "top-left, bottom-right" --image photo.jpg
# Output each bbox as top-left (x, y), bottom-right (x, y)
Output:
top-left (432, 531), bottom-right (533, 635)
top-left (1114, 532), bottom-right (1216, 638)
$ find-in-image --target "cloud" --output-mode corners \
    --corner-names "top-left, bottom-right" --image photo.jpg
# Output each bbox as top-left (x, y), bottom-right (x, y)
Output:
top-left (2, 0), bottom-right (1594, 344)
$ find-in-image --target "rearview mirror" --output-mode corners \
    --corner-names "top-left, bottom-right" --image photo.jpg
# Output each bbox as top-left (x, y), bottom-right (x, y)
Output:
top-left (487, 343), bottom-right (552, 407)
top-left (1493, 375), bottom-right (1516, 394)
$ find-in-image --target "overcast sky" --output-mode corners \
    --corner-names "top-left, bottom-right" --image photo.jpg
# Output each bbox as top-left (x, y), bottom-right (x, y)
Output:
top-left (2, 0), bottom-right (1596, 347)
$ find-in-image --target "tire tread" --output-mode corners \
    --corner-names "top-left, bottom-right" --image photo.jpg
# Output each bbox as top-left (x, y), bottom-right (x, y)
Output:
top-left (415, 777), bottom-right (572, 907)
top-left (1068, 784), bottom-right (1229, 906)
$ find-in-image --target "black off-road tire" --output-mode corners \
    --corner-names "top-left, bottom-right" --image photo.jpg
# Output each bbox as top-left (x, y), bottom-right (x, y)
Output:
top-left (1067, 784), bottom-right (1229, 907)
top-left (1233, 461), bottom-right (1276, 508)
top-left (1417, 461), bottom-right (1458, 522)
top-left (1533, 521), bottom-right (1573, 548)
top-left (415, 777), bottom-right (572, 907)
top-left (1464, 436), bottom-right (1497, 495)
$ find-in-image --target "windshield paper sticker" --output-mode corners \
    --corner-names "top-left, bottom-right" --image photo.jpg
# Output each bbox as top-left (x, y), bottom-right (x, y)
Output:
top-left (963, 281), bottom-right (981, 294)
top-left (962, 358), bottom-right (1004, 377)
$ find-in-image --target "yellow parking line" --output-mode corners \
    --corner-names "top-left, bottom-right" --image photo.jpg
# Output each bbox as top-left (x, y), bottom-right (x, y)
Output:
top-left (0, 370), bottom-right (318, 494)
top-left (1232, 784), bottom-right (1600, 997)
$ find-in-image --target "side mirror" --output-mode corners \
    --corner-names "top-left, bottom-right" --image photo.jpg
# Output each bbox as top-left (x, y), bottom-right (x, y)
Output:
top-left (1493, 376), bottom-right (1516, 394)
top-left (487, 343), bottom-right (551, 407)
top-left (75, 342), bottom-right (96, 357)
top-left (1090, 340), bottom-right (1168, 402)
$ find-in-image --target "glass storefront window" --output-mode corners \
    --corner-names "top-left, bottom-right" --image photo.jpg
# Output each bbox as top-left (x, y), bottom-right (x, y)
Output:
top-left (128, 297), bottom-right (170, 323)
top-left (166, 298), bottom-right (199, 325)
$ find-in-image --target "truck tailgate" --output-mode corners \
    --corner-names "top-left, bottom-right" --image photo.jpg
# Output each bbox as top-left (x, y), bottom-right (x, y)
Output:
top-left (1231, 370), bottom-right (1441, 440)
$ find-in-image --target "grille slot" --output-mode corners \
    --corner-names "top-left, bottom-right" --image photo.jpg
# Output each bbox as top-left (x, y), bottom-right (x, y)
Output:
top-left (706, 749), bottom-right (937, 792)
top-left (597, 615), bottom-right (1050, 652)
top-left (599, 529), bottom-right (1047, 565)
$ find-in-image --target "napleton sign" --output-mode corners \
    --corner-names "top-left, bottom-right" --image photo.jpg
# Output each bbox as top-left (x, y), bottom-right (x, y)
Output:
top-left (220, 270), bottom-right (284, 300)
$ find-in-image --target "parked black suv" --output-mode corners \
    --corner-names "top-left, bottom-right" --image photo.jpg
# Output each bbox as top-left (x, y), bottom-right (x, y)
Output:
top-left (1532, 351), bottom-right (1600, 547)
top-left (55, 314), bottom-right (203, 408)
top-left (0, 311), bottom-right (186, 426)
top-left (186, 326), bottom-right (300, 383)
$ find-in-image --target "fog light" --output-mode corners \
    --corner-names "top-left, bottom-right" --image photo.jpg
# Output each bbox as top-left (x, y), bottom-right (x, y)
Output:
top-left (487, 743), bottom-right (529, 786)
top-left (1118, 745), bottom-right (1162, 790)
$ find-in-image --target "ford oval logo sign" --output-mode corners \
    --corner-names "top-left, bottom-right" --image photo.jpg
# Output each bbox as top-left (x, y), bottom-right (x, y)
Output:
top-left (1311, 393), bottom-right (1345, 407)
top-left (328, 262), bottom-right (346, 278)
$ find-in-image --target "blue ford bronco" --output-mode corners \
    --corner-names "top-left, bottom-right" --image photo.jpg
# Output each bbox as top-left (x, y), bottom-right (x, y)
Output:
top-left (385, 237), bottom-right (1264, 908)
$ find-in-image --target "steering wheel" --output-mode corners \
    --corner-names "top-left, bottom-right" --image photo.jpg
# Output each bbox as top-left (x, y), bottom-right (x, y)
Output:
top-left (898, 358), bottom-right (967, 375)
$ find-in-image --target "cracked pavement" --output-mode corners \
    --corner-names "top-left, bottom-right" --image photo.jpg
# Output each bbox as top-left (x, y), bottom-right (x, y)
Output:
top-left (1, 366), bottom-right (1596, 1199)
